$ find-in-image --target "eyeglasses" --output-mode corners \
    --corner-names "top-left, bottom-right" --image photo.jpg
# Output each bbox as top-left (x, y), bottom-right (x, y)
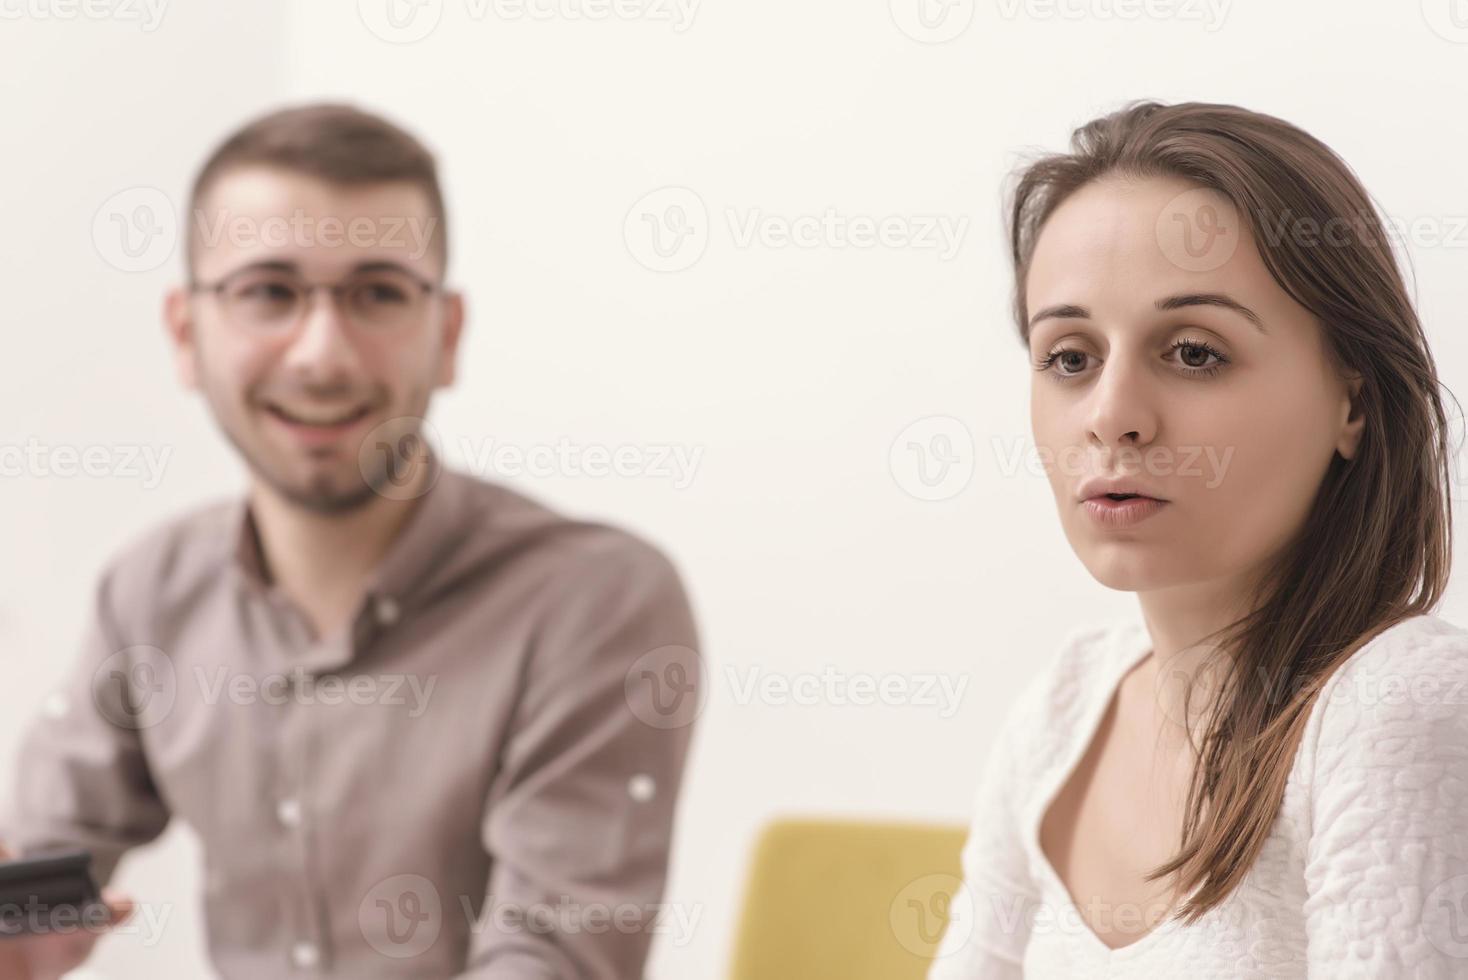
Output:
top-left (189, 265), bottom-right (443, 332)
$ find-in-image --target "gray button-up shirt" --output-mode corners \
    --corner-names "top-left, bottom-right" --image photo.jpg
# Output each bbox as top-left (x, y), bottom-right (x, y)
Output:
top-left (3, 452), bottom-right (703, 978)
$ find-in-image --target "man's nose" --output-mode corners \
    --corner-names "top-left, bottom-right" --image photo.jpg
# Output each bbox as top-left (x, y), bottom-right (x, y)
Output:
top-left (281, 288), bottom-right (364, 377)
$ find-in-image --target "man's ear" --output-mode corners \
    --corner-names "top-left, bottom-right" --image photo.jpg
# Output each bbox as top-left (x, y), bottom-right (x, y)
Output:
top-left (1337, 370), bottom-right (1365, 461)
top-left (436, 291), bottom-right (466, 388)
top-left (163, 286), bottom-right (200, 390)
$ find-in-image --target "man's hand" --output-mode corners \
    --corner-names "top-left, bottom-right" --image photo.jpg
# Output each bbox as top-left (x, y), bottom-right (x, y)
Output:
top-left (0, 842), bottom-right (135, 980)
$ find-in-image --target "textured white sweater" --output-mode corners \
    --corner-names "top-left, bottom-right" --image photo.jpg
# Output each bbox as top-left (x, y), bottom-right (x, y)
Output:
top-left (928, 611), bottom-right (1468, 979)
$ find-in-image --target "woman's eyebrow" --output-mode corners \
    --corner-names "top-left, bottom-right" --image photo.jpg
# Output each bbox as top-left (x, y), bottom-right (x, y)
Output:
top-left (1027, 293), bottom-right (1267, 333)
top-left (1027, 303), bottom-right (1089, 329)
top-left (1155, 292), bottom-right (1267, 332)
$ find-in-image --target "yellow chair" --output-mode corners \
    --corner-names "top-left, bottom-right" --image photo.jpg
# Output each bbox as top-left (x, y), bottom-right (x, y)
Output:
top-left (727, 817), bottom-right (969, 980)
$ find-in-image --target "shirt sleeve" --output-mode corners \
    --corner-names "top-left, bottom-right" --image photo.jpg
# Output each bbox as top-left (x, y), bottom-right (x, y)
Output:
top-left (927, 678), bottom-right (1042, 980)
top-left (457, 532), bottom-right (702, 979)
top-left (1303, 623), bottom-right (1468, 978)
top-left (1, 562), bottom-right (172, 887)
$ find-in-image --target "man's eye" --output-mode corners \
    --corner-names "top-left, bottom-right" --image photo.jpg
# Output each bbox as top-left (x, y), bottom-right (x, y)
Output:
top-left (237, 282), bottom-right (297, 302)
top-left (358, 282), bottom-right (409, 304)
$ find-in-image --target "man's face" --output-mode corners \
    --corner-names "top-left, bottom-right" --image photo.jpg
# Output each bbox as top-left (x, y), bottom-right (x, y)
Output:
top-left (164, 166), bottom-right (463, 513)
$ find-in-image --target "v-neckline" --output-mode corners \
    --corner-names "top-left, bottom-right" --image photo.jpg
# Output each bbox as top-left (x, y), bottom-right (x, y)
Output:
top-left (1029, 617), bottom-right (1198, 961)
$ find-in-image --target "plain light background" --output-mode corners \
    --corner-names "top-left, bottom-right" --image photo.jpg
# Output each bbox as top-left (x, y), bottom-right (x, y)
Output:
top-left (4, 1), bottom-right (1468, 976)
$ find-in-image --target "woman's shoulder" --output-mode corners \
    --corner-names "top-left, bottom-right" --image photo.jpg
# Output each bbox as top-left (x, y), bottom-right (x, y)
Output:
top-left (1313, 611), bottom-right (1468, 707)
top-left (1301, 610), bottom-right (1468, 784)
top-left (1293, 611), bottom-right (1468, 965)
top-left (958, 617), bottom-right (1144, 823)
top-left (1023, 615), bottom-right (1148, 704)
top-left (999, 616), bottom-right (1148, 758)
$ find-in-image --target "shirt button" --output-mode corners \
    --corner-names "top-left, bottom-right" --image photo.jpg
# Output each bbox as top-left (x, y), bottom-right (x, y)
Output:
top-left (375, 595), bottom-right (401, 626)
top-left (627, 773), bottom-right (657, 802)
top-left (291, 941), bottom-right (319, 969)
top-left (276, 798), bottom-right (302, 828)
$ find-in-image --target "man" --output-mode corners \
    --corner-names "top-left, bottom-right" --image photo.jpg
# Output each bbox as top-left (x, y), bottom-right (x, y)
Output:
top-left (0, 103), bottom-right (702, 979)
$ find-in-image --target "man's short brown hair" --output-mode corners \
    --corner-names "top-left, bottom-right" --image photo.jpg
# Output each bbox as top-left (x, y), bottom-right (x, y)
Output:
top-left (186, 102), bottom-right (448, 277)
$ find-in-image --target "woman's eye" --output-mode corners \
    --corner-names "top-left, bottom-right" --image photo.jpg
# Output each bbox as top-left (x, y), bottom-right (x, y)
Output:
top-left (1174, 343), bottom-right (1220, 369)
top-left (1057, 351), bottom-right (1089, 373)
top-left (1033, 349), bottom-right (1092, 376)
top-left (1035, 339), bottom-right (1229, 381)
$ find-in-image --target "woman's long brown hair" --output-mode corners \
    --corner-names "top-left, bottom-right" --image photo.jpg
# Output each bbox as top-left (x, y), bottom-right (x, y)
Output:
top-left (1007, 99), bottom-right (1458, 922)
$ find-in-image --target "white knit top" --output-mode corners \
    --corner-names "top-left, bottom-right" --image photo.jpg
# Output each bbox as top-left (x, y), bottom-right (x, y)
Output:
top-left (927, 611), bottom-right (1468, 979)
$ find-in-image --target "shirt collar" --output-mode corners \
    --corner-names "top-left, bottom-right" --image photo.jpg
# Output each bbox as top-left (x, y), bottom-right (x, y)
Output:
top-left (227, 447), bottom-right (471, 616)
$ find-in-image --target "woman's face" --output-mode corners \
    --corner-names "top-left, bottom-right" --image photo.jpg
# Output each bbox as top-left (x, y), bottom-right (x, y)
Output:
top-left (1026, 174), bottom-right (1363, 595)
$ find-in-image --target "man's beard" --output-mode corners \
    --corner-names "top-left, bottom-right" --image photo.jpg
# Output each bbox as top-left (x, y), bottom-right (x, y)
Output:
top-left (197, 364), bottom-right (434, 514)
top-left (234, 416), bottom-right (436, 515)
top-left (268, 460), bottom-right (383, 515)
top-left (216, 408), bottom-right (404, 516)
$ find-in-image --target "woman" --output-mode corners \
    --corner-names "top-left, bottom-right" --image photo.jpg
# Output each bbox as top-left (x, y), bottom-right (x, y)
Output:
top-left (929, 100), bottom-right (1468, 978)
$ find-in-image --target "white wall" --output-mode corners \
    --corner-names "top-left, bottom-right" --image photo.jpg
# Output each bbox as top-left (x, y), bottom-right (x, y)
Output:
top-left (5, 1), bottom-right (1468, 976)
top-left (0, 6), bottom-right (296, 977)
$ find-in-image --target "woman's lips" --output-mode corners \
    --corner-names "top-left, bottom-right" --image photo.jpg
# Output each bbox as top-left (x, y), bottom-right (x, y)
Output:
top-left (1080, 494), bottom-right (1168, 528)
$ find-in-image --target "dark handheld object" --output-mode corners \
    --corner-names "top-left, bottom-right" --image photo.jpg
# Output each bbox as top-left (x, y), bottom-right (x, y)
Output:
top-left (0, 849), bottom-right (108, 939)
